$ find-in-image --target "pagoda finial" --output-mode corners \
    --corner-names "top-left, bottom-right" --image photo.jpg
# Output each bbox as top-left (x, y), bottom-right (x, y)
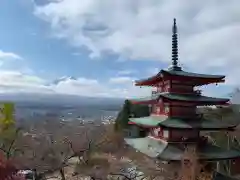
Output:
top-left (173, 18), bottom-right (177, 34)
top-left (170, 18), bottom-right (181, 71)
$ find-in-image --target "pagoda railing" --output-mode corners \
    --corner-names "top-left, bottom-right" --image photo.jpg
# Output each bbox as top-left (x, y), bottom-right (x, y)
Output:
top-left (152, 90), bottom-right (157, 95)
top-left (152, 90), bottom-right (202, 95)
top-left (196, 113), bottom-right (203, 119)
top-left (194, 90), bottom-right (202, 95)
top-left (171, 136), bottom-right (208, 146)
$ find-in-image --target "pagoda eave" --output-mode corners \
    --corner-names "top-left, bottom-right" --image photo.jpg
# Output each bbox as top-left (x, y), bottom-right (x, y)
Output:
top-left (162, 69), bottom-right (225, 84)
top-left (128, 121), bottom-right (236, 131)
top-left (135, 74), bottom-right (161, 86)
top-left (124, 137), bottom-right (240, 161)
top-left (162, 98), bottom-right (229, 106)
top-left (135, 70), bottom-right (226, 87)
top-left (130, 93), bottom-right (229, 106)
top-left (160, 93), bottom-right (229, 105)
top-left (128, 116), bottom-right (239, 130)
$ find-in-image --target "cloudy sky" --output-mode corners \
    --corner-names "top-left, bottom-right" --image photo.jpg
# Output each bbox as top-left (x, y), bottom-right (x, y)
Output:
top-left (0, 0), bottom-right (239, 98)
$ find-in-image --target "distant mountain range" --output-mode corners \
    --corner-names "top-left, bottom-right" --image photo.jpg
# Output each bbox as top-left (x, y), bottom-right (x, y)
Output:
top-left (0, 88), bottom-right (238, 108)
top-left (0, 93), bottom-right (124, 107)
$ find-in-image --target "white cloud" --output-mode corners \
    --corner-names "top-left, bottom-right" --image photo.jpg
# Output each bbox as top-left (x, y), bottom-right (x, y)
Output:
top-left (52, 76), bottom-right (150, 98)
top-left (34, 0), bottom-right (240, 86)
top-left (0, 51), bottom-right (43, 93)
top-left (51, 77), bottom-right (110, 96)
top-left (146, 67), bottom-right (160, 76)
top-left (0, 51), bottom-right (28, 76)
top-left (0, 71), bottom-right (52, 94)
top-left (109, 77), bottom-right (134, 84)
top-left (0, 50), bottom-right (22, 60)
top-left (0, 69), bottom-right (232, 98)
top-left (0, 50), bottom-right (22, 68)
top-left (0, 70), bottom-right (151, 98)
top-left (117, 70), bottom-right (135, 76)
top-left (0, 50), bottom-right (146, 98)
top-left (0, 49), bottom-right (150, 98)
top-left (0, 50), bottom-right (22, 66)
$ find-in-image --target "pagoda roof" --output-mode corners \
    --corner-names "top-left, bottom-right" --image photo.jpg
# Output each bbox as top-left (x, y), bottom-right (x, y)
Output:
top-left (130, 92), bottom-right (229, 105)
top-left (135, 69), bottom-right (225, 86)
top-left (128, 115), bottom-right (239, 130)
top-left (163, 69), bottom-right (225, 79)
top-left (124, 137), bottom-right (240, 161)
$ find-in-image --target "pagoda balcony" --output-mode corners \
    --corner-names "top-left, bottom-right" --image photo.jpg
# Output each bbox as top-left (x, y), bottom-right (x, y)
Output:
top-left (152, 90), bottom-right (158, 95)
top-left (153, 89), bottom-right (202, 96)
top-left (195, 113), bottom-right (204, 119)
top-left (193, 90), bottom-right (202, 95)
top-left (182, 136), bottom-right (208, 144)
top-left (168, 137), bottom-right (201, 144)
top-left (155, 136), bottom-right (209, 146)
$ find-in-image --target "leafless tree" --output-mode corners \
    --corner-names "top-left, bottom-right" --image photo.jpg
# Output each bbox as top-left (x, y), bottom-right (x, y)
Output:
top-left (0, 127), bottom-right (24, 159)
top-left (1, 119), bottom-right (180, 180)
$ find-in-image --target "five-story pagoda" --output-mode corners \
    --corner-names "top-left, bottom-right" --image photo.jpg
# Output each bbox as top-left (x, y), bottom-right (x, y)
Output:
top-left (124, 19), bottom-right (240, 178)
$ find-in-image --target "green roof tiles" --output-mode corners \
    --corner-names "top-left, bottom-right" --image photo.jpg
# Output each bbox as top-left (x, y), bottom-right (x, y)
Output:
top-left (129, 116), bottom-right (165, 127)
top-left (161, 118), bottom-right (238, 129)
top-left (199, 144), bottom-right (240, 160)
top-left (125, 137), bottom-right (182, 159)
top-left (129, 116), bottom-right (239, 129)
top-left (130, 92), bottom-right (160, 103)
top-left (124, 137), bottom-right (240, 161)
top-left (130, 92), bottom-right (229, 104)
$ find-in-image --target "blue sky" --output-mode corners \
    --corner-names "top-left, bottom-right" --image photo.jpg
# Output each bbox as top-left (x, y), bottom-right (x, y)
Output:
top-left (0, 1), bottom-right (162, 79)
top-left (0, 0), bottom-right (239, 98)
top-left (0, 0), bottom-right (161, 79)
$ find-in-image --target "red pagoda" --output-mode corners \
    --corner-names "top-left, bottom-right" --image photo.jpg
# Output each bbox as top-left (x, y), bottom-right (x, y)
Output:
top-left (124, 19), bottom-right (240, 179)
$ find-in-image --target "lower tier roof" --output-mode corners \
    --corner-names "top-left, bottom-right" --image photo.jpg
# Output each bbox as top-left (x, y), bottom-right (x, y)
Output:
top-left (129, 116), bottom-right (239, 130)
top-left (124, 137), bottom-right (240, 161)
top-left (130, 92), bottom-right (229, 105)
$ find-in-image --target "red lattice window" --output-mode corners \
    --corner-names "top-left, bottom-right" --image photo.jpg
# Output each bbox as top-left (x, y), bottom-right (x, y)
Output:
top-left (156, 106), bottom-right (161, 114)
top-left (157, 86), bottom-right (161, 92)
top-left (153, 127), bottom-right (162, 137)
top-left (163, 130), bottom-right (169, 138)
top-left (164, 105), bottom-right (169, 114)
top-left (166, 85), bottom-right (170, 92)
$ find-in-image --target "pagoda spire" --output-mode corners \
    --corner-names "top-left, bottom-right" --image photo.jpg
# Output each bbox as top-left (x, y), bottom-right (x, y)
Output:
top-left (170, 18), bottom-right (181, 71)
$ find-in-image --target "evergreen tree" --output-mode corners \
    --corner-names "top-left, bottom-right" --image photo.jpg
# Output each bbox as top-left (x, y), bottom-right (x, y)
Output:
top-left (114, 100), bottom-right (150, 131)
top-left (114, 100), bottom-right (131, 131)
top-left (131, 104), bottom-right (150, 118)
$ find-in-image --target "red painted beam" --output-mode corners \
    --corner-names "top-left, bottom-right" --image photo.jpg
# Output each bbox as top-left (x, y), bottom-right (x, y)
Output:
top-left (130, 99), bottom-right (157, 105)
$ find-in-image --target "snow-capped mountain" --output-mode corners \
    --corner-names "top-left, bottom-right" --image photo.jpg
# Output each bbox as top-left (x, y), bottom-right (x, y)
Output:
top-left (52, 76), bottom-right (77, 85)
